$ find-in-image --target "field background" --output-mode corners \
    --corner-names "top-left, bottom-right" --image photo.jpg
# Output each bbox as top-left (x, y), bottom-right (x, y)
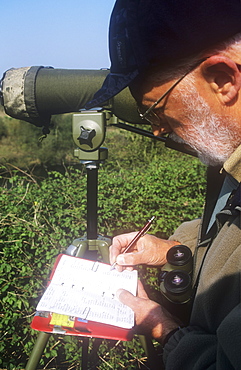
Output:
top-left (0, 107), bottom-right (207, 369)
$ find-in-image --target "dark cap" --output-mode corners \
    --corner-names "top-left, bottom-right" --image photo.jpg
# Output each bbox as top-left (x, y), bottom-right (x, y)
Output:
top-left (86, 0), bottom-right (241, 109)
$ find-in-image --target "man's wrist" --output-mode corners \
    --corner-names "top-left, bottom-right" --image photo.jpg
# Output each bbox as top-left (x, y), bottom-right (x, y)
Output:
top-left (162, 327), bottom-right (180, 346)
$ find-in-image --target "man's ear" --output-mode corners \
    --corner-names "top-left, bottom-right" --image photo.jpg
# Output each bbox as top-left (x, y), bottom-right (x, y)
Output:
top-left (200, 55), bottom-right (241, 105)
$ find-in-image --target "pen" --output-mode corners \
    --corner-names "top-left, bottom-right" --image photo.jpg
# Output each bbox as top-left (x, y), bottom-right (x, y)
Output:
top-left (110, 216), bottom-right (155, 270)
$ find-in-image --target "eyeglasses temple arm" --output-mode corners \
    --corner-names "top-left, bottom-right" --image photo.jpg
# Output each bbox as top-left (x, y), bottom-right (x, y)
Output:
top-left (112, 122), bottom-right (197, 157)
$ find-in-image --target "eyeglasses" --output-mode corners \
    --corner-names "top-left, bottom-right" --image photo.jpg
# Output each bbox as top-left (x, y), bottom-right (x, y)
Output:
top-left (138, 59), bottom-right (207, 126)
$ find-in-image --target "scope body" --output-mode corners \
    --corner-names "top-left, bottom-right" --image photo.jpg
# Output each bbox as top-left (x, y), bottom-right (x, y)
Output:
top-left (1, 66), bottom-right (142, 127)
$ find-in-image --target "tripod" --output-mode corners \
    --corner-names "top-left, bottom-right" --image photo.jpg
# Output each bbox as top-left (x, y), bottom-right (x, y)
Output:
top-left (25, 145), bottom-right (112, 370)
top-left (25, 111), bottom-right (160, 370)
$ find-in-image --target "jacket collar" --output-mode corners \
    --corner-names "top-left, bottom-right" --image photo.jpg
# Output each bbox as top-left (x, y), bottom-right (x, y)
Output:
top-left (223, 144), bottom-right (241, 182)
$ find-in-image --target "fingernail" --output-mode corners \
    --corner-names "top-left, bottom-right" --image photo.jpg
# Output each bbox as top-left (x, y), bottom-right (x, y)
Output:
top-left (116, 289), bottom-right (121, 300)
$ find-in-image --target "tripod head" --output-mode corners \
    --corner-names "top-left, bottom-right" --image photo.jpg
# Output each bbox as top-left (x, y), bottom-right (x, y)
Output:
top-left (72, 109), bottom-right (109, 162)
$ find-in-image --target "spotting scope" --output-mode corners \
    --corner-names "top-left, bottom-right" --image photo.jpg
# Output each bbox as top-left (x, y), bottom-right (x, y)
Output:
top-left (0, 66), bottom-right (196, 156)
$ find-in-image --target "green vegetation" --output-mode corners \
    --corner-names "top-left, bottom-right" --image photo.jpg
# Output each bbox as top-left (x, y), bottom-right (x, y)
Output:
top-left (0, 107), bottom-right (75, 167)
top-left (0, 109), bottom-right (207, 369)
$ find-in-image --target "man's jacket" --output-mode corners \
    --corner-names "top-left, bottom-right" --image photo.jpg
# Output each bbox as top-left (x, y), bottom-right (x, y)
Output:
top-left (163, 145), bottom-right (241, 369)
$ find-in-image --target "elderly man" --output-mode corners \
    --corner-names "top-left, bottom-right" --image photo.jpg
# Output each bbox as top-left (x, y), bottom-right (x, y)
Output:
top-left (87, 0), bottom-right (241, 368)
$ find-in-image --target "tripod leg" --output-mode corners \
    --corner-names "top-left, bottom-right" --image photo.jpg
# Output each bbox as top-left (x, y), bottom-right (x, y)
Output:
top-left (138, 335), bottom-right (162, 370)
top-left (80, 337), bottom-right (89, 370)
top-left (25, 332), bottom-right (50, 370)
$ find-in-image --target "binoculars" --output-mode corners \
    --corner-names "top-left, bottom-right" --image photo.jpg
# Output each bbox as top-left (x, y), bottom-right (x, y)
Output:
top-left (159, 245), bottom-right (193, 324)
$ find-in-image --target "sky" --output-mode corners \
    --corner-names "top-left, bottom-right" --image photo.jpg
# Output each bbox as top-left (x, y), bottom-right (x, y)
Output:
top-left (1, 0), bottom-right (115, 78)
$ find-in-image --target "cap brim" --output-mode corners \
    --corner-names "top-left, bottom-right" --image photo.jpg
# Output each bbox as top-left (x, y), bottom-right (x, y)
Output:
top-left (85, 69), bottom-right (139, 109)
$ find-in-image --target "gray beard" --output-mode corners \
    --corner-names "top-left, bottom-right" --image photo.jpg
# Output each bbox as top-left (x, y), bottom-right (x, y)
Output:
top-left (170, 83), bottom-right (241, 166)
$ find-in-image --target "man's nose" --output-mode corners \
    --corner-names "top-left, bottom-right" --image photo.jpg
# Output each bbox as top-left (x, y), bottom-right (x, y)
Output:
top-left (151, 122), bottom-right (172, 137)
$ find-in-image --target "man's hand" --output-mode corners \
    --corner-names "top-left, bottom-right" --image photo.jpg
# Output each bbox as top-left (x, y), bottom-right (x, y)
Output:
top-left (110, 232), bottom-right (180, 271)
top-left (117, 281), bottom-right (180, 344)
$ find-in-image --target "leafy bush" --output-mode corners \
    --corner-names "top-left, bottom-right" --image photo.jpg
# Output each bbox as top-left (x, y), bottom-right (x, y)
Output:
top-left (0, 111), bottom-right (76, 167)
top-left (0, 152), bottom-right (206, 369)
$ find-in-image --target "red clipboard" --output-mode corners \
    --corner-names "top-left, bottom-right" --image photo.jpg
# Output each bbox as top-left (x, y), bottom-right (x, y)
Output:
top-left (31, 254), bottom-right (134, 341)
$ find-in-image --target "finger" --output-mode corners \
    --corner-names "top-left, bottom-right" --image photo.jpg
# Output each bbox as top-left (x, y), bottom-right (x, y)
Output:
top-left (137, 280), bottom-right (149, 299)
top-left (109, 233), bottom-right (138, 264)
top-left (112, 265), bottom-right (134, 272)
top-left (116, 289), bottom-right (140, 311)
top-left (116, 250), bottom-right (146, 266)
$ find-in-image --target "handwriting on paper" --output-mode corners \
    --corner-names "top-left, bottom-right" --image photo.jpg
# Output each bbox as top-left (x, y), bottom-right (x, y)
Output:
top-left (36, 255), bottom-right (138, 329)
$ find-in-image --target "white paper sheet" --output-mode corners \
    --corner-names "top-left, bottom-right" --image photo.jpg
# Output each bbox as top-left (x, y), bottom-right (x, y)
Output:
top-left (36, 255), bottom-right (138, 329)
